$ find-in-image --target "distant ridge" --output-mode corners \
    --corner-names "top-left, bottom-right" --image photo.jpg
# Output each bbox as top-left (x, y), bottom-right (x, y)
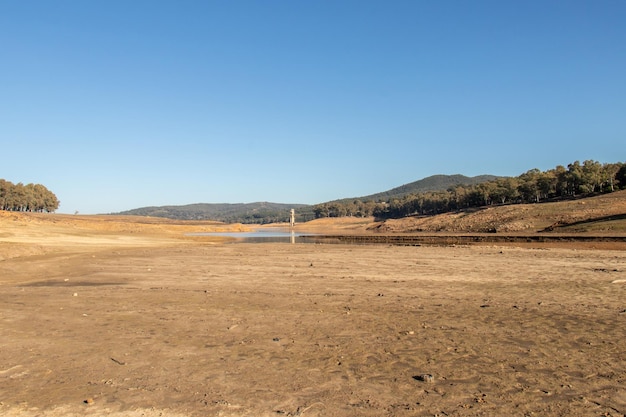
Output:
top-left (114, 174), bottom-right (500, 223)
top-left (336, 174), bottom-right (500, 203)
top-left (117, 202), bottom-right (310, 224)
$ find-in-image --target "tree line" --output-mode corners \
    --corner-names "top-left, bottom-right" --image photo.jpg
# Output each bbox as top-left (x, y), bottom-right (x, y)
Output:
top-left (312, 160), bottom-right (626, 220)
top-left (0, 179), bottom-right (60, 213)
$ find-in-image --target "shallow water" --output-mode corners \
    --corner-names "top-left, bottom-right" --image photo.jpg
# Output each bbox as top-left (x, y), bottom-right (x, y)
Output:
top-left (185, 230), bottom-right (319, 243)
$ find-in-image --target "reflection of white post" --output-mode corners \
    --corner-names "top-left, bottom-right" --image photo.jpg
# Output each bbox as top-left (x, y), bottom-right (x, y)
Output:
top-left (290, 209), bottom-right (295, 228)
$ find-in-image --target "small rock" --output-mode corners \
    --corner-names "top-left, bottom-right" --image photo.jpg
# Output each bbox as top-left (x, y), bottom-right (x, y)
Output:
top-left (73, 293), bottom-right (78, 297)
top-left (413, 374), bottom-right (435, 383)
top-left (272, 337), bottom-right (280, 342)
top-left (84, 398), bottom-right (94, 405)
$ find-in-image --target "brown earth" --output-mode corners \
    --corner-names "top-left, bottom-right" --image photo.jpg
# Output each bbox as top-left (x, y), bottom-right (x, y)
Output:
top-left (1, 201), bottom-right (625, 416)
top-left (367, 190), bottom-right (626, 234)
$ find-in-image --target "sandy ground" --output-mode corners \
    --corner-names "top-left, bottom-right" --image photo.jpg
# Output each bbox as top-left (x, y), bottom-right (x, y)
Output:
top-left (1, 215), bottom-right (625, 416)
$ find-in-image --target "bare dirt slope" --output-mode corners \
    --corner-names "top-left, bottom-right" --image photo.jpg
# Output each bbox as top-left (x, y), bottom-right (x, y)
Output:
top-left (1, 208), bottom-right (625, 416)
top-left (0, 211), bottom-right (250, 261)
top-left (368, 190), bottom-right (626, 234)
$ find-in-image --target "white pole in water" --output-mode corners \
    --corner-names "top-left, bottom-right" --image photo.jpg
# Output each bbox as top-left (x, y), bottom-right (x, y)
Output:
top-left (290, 209), bottom-right (295, 228)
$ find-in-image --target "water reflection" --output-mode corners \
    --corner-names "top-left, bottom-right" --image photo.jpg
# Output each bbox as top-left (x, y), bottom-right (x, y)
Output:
top-left (186, 230), bottom-right (317, 244)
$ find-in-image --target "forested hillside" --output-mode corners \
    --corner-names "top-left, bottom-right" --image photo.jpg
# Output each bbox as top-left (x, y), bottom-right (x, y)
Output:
top-left (116, 160), bottom-right (625, 224)
top-left (312, 160), bottom-right (625, 220)
top-left (312, 174), bottom-right (499, 218)
top-left (0, 179), bottom-right (59, 212)
top-left (119, 202), bottom-right (315, 224)
top-left (351, 174), bottom-right (499, 202)
top-left (118, 174), bottom-right (498, 223)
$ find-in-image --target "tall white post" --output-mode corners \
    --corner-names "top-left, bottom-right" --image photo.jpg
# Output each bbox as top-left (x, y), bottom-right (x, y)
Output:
top-left (290, 209), bottom-right (295, 228)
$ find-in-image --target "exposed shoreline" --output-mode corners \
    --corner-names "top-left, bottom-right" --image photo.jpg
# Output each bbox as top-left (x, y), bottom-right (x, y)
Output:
top-left (306, 233), bottom-right (626, 249)
top-left (1, 211), bottom-right (625, 416)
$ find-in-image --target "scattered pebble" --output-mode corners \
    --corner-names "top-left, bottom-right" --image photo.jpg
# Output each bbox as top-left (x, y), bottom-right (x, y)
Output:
top-left (73, 293), bottom-right (78, 297)
top-left (84, 398), bottom-right (94, 405)
top-left (272, 337), bottom-right (280, 342)
top-left (413, 374), bottom-right (435, 383)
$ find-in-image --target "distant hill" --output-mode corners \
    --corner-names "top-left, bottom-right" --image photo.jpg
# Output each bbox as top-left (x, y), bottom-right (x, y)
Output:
top-left (117, 202), bottom-right (313, 224)
top-left (115, 174), bottom-right (500, 223)
top-left (332, 174), bottom-right (500, 203)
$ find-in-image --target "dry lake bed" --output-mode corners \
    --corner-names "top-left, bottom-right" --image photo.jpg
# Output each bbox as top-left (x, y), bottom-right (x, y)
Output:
top-left (1, 218), bottom-right (625, 416)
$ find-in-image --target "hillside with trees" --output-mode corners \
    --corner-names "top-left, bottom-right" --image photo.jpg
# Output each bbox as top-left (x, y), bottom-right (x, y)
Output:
top-left (117, 174), bottom-right (498, 223)
top-left (369, 189), bottom-right (626, 234)
top-left (312, 174), bottom-right (499, 218)
top-left (0, 179), bottom-right (59, 212)
top-left (312, 160), bottom-right (626, 220)
top-left (344, 174), bottom-right (499, 202)
top-left (115, 160), bottom-right (625, 225)
top-left (118, 202), bottom-right (315, 224)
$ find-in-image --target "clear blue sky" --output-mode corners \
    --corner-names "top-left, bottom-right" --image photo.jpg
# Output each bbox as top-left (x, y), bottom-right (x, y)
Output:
top-left (1, 1), bottom-right (624, 214)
